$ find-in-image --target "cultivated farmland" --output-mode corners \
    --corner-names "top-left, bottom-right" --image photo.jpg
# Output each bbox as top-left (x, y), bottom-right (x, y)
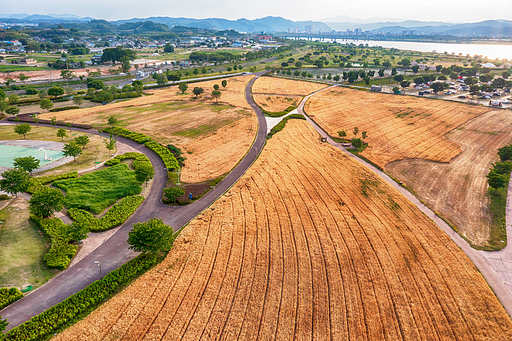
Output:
top-left (55, 120), bottom-right (512, 340)
top-left (386, 109), bottom-right (512, 247)
top-left (252, 94), bottom-right (301, 112)
top-left (252, 76), bottom-right (327, 96)
top-left (304, 87), bottom-right (491, 168)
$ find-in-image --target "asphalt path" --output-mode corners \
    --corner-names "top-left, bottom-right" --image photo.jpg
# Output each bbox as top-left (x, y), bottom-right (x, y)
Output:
top-left (297, 88), bottom-right (512, 316)
top-left (1, 72), bottom-right (268, 330)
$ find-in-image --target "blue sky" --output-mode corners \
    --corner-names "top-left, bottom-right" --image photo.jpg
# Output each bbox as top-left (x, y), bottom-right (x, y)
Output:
top-left (3, 0), bottom-right (512, 23)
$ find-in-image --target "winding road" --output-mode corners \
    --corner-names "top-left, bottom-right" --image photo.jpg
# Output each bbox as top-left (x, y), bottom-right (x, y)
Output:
top-left (1, 73), bottom-right (268, 330)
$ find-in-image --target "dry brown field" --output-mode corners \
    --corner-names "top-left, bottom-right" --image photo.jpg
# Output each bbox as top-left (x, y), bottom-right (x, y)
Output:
top-left (55, 120), bottom-right (512, 341)
top-left (252, 94), bottom-right (301, 112)
top-left (252, 76), bottom-right (327, 96)
top-left (304, 87), bottom-right (491, 168)
top-left (39, 76), bottom-right (257, 183)
top-left (386, 109), bottom-right (512, 247)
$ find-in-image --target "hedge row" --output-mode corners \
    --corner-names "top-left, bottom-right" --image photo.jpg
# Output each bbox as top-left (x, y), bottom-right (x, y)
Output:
top-left (90, 92), bottom-right (141, 103)
top-left (104, 152), bottom-right (151, 171)
top-left (103, 127), bottom-right (151, 144)
top-left (49, 106), bottom-right (80, 112)
top-left (266, 114), bottom-right (306, 139)
top-left (7, 116), bottom-right (93, 129)
top-left (0, 287), bottom-right (23, 310)
top-left (27, 171), bottom-right (79, 194)
top-left (5, 253), bottom-right (158, 341)
top-left (30, 216), bottom-right (77, 270)
top-left (67, 195), bottom-right (144, 232)
top-left (262, 105), bottom-right (297, 118)
top-left (145, 141), bottom-right (180, 170)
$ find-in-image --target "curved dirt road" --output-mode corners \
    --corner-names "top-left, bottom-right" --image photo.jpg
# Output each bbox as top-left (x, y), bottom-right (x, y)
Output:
top-left (1, 73), bottom-right (268, 330)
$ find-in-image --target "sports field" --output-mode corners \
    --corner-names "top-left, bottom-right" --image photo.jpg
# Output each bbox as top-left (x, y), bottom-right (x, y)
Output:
top-left (0, 145), bottom-right (64, 168)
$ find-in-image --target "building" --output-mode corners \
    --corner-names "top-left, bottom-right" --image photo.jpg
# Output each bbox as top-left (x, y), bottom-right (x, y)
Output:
top-left (305, 25), bottom-right (314, 33)
top-left (371, 85), bottom-right (382, 91)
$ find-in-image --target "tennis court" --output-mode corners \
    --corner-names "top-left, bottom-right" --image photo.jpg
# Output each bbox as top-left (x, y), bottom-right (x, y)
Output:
top-left (0, 145), bottom-right (65, 168)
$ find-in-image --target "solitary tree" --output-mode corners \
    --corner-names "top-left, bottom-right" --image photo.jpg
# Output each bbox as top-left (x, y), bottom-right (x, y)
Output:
top-left (14, 123), bottom-right (31, 139)
top-left (400, 80), bottom-right (411, 88)
top-left (50, 116), bottom-right (57, 128)
top-left (48, 86), bottom-right (64, 99)
top-left (105, 137), bottom-right (116, 154)
top-left (179, 82), bottom-right (188, 94)
top-left (107, 115), bottom-right (117, 127)
top-left (164, 186), bottom-right (185, 203)
top-left (40, 98), bottom-right (53, 112)
top-left (213, 84), bottom-right (220, 91)
top-left (73, 96), bottom-right (84, 108)
top-left (337, 130), bottom-right (347, 139)
top-left (74, 135), bottom-right (90, 149)
top-left (63, 142), bottom-right (82, 161)
top-left (353, 127), bottom-right (359, 138)
top-left (135, 163), bottom-right (155, 187)
top-left (128, 218), bottom-right (175, 253)
top-left (33, 114), bottom-right (40, 127)
top-left (211, 90), bottom-right (222, 103)
top-left (29, 186), bottom-right (65, 218)
top-left (361, 131), bottom-right (368, 143)
top-left (8, 94), bottom-right (18, 105)
top-left (13, 156), bottom-right (40, 174)
top-left (57, 128), bottom-right (67, 141)
top-left (193, 87), bottom-right (204, 99)
top-left (6, 106), bottom-right (19, 117)
top-left (0, 168), bottom-right (30, 198)
top-left (221, 80), bottom-right (227, 89)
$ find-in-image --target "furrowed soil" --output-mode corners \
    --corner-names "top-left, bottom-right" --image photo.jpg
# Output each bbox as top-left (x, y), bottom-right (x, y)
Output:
top-left (252, 94), bottom-right (301, 112)
top-left (55, 120), bottom-right (512, 341)
top-left (304, 87), bottom-right (491, 168)
top-left (386, 109), bottom-right (512, 247)
top-left (252, 76), bottom-right (327, 96)
top-left (39, 76), bottom-right (257, 183)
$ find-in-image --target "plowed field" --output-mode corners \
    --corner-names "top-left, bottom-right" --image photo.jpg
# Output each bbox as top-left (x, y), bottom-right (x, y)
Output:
top-left (386, 109), bottom-right (512, 247)
top-left (39, 76), bottom-right (257, 183)
top-left (55, 120), bottom-right (512, 341)
top-left (304, 87), bottom-right (491, 168)
top-left (252, 94), bottom-right (301, 112)
top-left (252, 76), bottom-right (327, 96)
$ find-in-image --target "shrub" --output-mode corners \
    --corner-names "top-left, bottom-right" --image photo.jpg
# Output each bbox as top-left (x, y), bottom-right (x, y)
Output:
top-left (103, 127), bottom-right (151, 144)
top-left (49, 106), bottom-right (80, 112)
top-left (167, 144), bottom-right (186, 166)
top-left (27, 171), bottom-right (79, 194)
top-left (267, 114), bottom-right (306, 139)
top-left (0, 287), bottom-right (23, 310)
top-left (262, 105), bottom-right (297, 118)
top-left (145, 141), bottom-right (180, 170)
top-left (67, 195), bottom-right (144, 232)
top-left (104, 152), bottom-right (151, 171)
top-left (4, 254), bottom-right (158, 341)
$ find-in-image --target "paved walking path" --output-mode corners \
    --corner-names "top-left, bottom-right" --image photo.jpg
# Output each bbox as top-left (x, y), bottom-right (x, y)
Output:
top-left (0, 72), bottom-right (268, 330)
top-left (297, 88), bottom-right (512, 316)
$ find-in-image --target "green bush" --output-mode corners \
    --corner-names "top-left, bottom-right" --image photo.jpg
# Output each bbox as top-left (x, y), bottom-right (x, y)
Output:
top-left (4, 253), bottom-right (158, 341)
top-left (103, 127), bottom-right (151, 144)
top-left (27, 171), bottom-right (79, 194)
top-left (104, 152), bottom-right (151, 171)
top-left (0, 287), bottom-right (23, 310)
top-left (25, 88), bottom-right (38, 95)
top-left (145, 141), bottom-right (180, 170)
top-left (67, 195), bottom-right (144, 232)
top-left (49, 106), bottom-right (80, 112)
top-left (167, 144), bottom-right (186, 166)
top-left (30, 216), bottom-right (77, 269)
top-left (267, 114), bottom-right (306, 139)
top-left (0, 194), bottom-right (10, 200)
top-left (262, 105), bottom-right (297, 118)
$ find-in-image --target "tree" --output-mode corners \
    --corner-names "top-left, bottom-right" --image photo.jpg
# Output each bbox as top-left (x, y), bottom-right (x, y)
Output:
top-left (164, 43), bottom-right (174, 53)
top-left (164, 186), bottom-right (185, 203)
top-left (351, 138), bottom-right (363, 149)
top-left (398, 58), bottom-right (411, 68)
top-left (393, 74), bottom-right (404, 82)
top-left (8, 94), bottom-right (18, 105)
top-left (121, 57), bottom-right (131, 73)
top-left (14, 123), bottom-right (31, 139)
top-left (0, 100), bottom-right (7, 115)
top-left (74, 135), bottom-right (90, 149)
top-left (135, 163), bottom-right (155, 187)
top-left (498, 145), bottom-right (512, 162)
top-left (167, 73), bottom-right (180, 84)
top-left (105, 137), bottom-right (116, 154)
top-left (213, 84), bottom-right (220, 91)
top-left (63, 142), bottom-right (82, 161)
top-left (33, 114), bottom-right (40, 127)
top-left (464, 77), bottom-right (475, 86)
top-left (361, 131), bottom-right (368, 142)
top-left (400, 80), bottom-right (411, 88)
top-left (128, 218), bottom-right (174, 253)
top-left (211, 90), bottom-right (222, 103)
top-left (391, 67), bottom-right (397, 75)
top-left (487, 170), bottom-right (507, 190)
top-left (436, 65), bottom-right (443, 72)
top-left (431, 82), bottom-right (446, 94)
top-left (13, 156), bottom-right (40, 174)
top-left (73, 96), bottom-right (84, 108)
top-left (156, 74), bottom-right (167, 86)
top-left (65, 221), bottom-right (89, 242)
top-left (221, 80), bottom-right (227, 89)
top-left (337, 130), bottom-right (347, 139)
top-left (392, 86), bottom-right (400, 93)
top-left (40, 98), bottom-right (53, 112)
top-left (378, 69), bottom-right (385, 77)
top-left (57, 128), bottom-right (67, 141)
top-left (48, 86), bottom-right (64, 98)
top-left (411, 65), bottom-right (420, 73)
top-left (0, 88), bottom-right (5, 101)
top-left (108, 116), bottom-right (117, 127)
top-left (60, 69), bottom-right (74, 80)
top-left (5, 106), bottom-right (19, 117)
top-left (179, 82), bottom-right (188, 94)
top-left (353, 127), bottom-right (359, 138)
top-left (0, 168), bottom-right (30, 197)
top-left (0, 315), bottom-right (8, 335)
top-left (50, 116), bottom-right (57, 128)
top-left (295, 61), bottom-right (303, 69)
top-left (193, 87), bottom-right (204, 99)
top-left (29, 186), bottom-right (64, 218)
top-left (101, 46), bottom-right (136, 63)
top-left (38, 90), bottom-right (47, 99)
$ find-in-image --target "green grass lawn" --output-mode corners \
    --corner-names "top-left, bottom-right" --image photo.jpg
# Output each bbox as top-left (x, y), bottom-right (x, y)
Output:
top-left (0, 198), bottom-right (58, 289)
top-left (53, 163), bottom-right (142, 214)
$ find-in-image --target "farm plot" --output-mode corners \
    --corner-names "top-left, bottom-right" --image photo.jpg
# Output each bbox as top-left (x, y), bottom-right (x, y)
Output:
top-left (252, 76), bottom-right (327, 96)
top-left (39, 76), bottom-right (257, 183)
top-left (386, 109), bottom-right (512, 248)
top-left (304, 87), bottom-right (491, 168)
top-left (252, 94), bottom-right (301, 113)
top-left (56, 119), bottom-right (512, 341)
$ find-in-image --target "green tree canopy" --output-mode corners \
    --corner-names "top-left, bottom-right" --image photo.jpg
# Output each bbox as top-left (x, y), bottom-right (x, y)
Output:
top-left (179, 82), bottom-right (188, 94)
top-left (6, 106), bottom-right (19, 116)
top-left (135, 163), bottom-right (155, 187)
top-left (211, 90), bottom-right (222, 103)
top-left (74, 135), bottom-right (90, 149)
top-left (101, 46), bottom-right (136, 63)
top-left (63, 142), bottom-right (82, 161)
top-left (48, 86), bottom-right (64, 98)
top-left (29, 186), bottom-right (65, 218)
top-left (57, 128), bottom-right (67, 141)
top-left (14, 123), bottom-right (31, 139)
top-left (40, 98), bottom-right (53, 112)
top-left (128, 217), bottom-right (175, 253)
top-left (192, 87), bottom-right (204, 99)
top-left (221, 80), bottom-right (227, 88)
top-left (13, 155), bottom-right (40, 174)
top-left (163, 186), bottom-right (185, 203)
top-left (0, 168), bottom-right (30, 197)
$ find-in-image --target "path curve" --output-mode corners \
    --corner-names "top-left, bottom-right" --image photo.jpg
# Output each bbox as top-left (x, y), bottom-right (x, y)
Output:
top-left (0, 72), bottom-right (268, 330)
top-left (297, 88), bottom-right (512, 316)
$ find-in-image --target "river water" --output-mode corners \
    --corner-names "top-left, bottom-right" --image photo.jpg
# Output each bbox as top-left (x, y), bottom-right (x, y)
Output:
top-left (289, 37), bottom-right (512, 61)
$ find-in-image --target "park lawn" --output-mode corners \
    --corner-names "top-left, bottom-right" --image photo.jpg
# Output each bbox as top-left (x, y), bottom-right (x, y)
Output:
top-left (0, 198), bottom-right (58, 289)
top-left (52, 163), bottom-right (142, 214)
top-left (0, 126), bottom-right (112, 176)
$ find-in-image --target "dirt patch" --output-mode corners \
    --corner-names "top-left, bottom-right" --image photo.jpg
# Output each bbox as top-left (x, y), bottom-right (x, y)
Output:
top-left (253, 94), bottom-right (301, 112)
top-left (252, 76), bottom-right (327, 96)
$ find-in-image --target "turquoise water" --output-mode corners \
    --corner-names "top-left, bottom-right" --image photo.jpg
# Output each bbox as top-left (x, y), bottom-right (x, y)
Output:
top-left (0, 145), bottom-right (65, 168)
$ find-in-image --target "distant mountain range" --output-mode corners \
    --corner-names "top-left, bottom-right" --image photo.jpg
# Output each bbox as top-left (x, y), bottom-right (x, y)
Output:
top-left (1, 13), bottom-right (512, 37)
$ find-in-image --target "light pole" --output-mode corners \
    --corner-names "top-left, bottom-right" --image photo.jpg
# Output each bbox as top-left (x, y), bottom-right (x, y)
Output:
top-left (94, 260), bottom-right (103, 280)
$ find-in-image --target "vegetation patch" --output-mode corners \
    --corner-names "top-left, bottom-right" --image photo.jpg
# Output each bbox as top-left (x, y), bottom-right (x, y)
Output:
top-left (27, 171), bottom-right (79, 194)
top-left (52, 164), bottom-right (142, 214)
top-left (102, 127), bottom-right (151, 144)
top-left (0, 287), bottom-right (23, 310)
top-left (144, 141), bottom-right (180, 170)
top-left (266, 114), bottom-right (306, 139)
top-left (49, 106), bottom-right (80, 113)
top-left (262, 105), bottom-right (297, 117)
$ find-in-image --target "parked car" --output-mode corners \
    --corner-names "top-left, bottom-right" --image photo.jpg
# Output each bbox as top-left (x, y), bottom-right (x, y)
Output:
top-left (458, 95), bottom-right (467, 99)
